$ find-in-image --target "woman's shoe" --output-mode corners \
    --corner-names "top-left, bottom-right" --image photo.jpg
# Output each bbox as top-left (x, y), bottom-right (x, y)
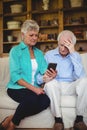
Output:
top-left (0, 117), bottom-right (8, 130)
top-left (0, 125), bottom-right (5, 130)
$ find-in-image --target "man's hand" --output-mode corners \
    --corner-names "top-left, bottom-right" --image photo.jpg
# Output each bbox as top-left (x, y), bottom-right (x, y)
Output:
top-left (64, 40), bottom-right (75, 53)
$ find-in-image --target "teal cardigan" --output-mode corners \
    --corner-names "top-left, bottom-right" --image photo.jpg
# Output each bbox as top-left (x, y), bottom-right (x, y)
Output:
top-left (7, 41), bottom-right (47, 89)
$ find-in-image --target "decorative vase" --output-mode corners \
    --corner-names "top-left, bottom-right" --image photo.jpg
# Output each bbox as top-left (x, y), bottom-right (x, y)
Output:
top-left (70, 0), bottom-right (83, 7)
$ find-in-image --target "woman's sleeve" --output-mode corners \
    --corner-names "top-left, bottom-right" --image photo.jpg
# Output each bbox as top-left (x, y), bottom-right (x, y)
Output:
top-left (9, 47), bottom-right (22, 83)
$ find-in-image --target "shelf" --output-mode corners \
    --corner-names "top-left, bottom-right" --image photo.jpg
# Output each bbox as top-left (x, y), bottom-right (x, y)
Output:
top-left (0, 14), bottom-right (3, 16)
top-left (2, 53), bottom-right (9, 57)
top-left (3, 0), bottom-right (18, 2)
top-left (40, 25), bottom-right (58, 29)
top-left (1, 0), bottom-right (28, 55)
top-left (64, 23), bottom-right (87, 27)
top-left (37, 40), bottom-right (57, 43)
top-left (62, 6), bottom-right (87, 12)
top-left (77, 39), bottom-right (87, 42)
top-left (3, 28), bottom-right (20, 31)
top-left (3, 12), bottom-right (29, 17)
top-left (3, 41), bottom-right (19, 44)
top-left (77, 51), bottom-right (87, 54)
top-left (31, 9), bottom-right (59, 14)
top-left (63, 0), bottom-right (87, 53)
top-left (0, 0), bottom-right (87, 56)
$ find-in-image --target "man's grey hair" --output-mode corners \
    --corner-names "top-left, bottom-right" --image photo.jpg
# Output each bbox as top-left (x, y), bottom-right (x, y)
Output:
top-left (57, 30), bottom-right (76, 44)
top-left (21, 19), bottom-right (39, 34)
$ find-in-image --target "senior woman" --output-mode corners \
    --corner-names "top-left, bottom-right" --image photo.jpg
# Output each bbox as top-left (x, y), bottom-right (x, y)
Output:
top-left (0, 19), bottom-right (50, 130)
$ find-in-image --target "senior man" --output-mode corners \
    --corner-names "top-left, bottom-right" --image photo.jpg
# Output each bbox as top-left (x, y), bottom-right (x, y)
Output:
top-left (37, 30), bottom-right (87, 130)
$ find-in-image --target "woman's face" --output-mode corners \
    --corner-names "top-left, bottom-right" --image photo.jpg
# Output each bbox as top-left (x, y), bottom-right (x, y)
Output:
top-left (22, 30), bottom-right (38, 46)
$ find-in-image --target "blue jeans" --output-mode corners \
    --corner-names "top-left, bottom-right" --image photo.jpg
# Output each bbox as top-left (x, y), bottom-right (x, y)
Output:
top-left (7, 88), bottom-right (50, 125)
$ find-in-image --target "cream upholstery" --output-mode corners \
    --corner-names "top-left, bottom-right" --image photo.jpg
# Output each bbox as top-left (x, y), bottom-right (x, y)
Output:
top-left (0, 53), bottom-right (87, 129)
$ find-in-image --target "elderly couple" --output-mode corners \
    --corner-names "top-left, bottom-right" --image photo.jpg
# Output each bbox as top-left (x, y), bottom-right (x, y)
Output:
top-left (0, 20), bottom-right (87, 130)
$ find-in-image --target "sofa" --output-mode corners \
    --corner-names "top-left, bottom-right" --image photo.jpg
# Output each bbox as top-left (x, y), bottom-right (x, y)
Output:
top-left (0, 53), bottom-right (87, 129)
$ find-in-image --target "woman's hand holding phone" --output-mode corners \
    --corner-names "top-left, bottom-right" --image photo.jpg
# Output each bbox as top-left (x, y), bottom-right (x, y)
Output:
top-left (43, 63), bottom-right (57, 83)
top-left (47, 63), bottom-right (57, 71)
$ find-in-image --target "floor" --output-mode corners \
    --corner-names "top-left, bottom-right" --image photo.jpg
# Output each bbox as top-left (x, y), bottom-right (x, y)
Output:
top-left (15, 128), bottom-right (74, 130)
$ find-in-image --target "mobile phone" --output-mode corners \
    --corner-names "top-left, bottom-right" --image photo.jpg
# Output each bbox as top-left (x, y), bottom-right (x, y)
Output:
top-left (47, 63), bottom-right (57, 71)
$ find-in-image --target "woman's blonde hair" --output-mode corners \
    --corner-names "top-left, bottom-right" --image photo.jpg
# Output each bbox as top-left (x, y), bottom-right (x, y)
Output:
top-left (21, 19), bottom-right (39, 34)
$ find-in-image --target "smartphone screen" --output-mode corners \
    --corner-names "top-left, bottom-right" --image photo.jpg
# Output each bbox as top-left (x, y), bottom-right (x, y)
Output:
top-left (47, 63), bottom-right (57, 71)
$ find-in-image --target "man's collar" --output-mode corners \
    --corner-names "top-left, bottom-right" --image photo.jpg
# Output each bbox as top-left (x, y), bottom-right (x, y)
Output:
top-left (54, 47), bottom-right (60, 55)
top-left (54, 47), bottom-right (70, 57)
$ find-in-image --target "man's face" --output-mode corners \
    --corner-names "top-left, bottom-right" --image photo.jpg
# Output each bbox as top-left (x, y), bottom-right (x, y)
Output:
top-left (58, 42), bottom-right (69, 57)
top-left (58, 35), bottom-right (70, 57)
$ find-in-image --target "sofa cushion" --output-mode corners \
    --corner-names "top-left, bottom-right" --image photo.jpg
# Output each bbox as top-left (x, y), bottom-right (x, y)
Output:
top-left (0, 90), bottom-right (18, 109)
top-left (0, 89), bottom-right (76, 109)
top-left (0, 57), bottom-right (10, 91)
top-left (80, 53), bottom-right (87, 74)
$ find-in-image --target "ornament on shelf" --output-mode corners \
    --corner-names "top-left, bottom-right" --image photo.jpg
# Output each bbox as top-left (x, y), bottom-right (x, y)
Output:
top-left (42, 0), bottom-right (49, 10)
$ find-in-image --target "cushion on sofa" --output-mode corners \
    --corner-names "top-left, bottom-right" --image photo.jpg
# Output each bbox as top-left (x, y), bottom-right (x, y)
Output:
top-left (0, 90), bottom-right (76, 109)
